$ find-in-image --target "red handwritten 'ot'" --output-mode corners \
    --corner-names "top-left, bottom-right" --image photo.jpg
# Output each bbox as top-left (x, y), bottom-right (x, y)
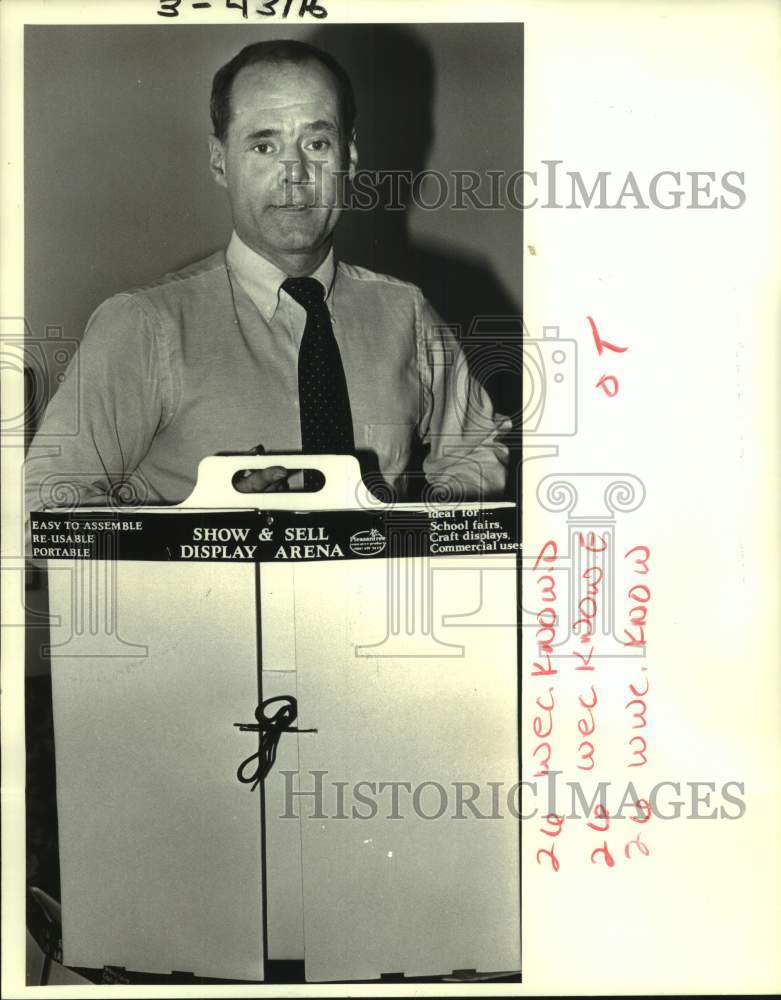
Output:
top-left (587, 316), bottom-right (628, 397)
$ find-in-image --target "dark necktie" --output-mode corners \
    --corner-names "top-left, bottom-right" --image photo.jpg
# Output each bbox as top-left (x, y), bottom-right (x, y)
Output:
top-left (283, 277), bottom-right (355, 465)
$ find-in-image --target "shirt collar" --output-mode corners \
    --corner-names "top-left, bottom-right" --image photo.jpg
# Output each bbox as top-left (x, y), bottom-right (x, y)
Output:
top-left (226, 231), bottom-right (336, 323)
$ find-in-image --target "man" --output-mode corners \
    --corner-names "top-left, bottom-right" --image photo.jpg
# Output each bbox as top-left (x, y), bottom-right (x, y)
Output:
top-left (25, 40), bottom-right (510, 513)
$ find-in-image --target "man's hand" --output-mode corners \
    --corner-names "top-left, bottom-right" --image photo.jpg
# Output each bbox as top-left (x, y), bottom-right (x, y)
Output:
top-left (233, 466), bottom-right (291, 493)
top-left (231, 444), bottom-right (291, 493)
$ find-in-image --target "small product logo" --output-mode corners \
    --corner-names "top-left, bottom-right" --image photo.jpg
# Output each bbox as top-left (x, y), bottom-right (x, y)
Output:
top-left (349, 527), bottom-right (386, 556)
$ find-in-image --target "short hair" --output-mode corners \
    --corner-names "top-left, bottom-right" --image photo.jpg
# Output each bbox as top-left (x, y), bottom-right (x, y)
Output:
top-left (210, 40), bottom-right (356, 143)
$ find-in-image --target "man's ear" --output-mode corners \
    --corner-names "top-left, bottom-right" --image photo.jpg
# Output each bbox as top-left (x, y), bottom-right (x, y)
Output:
top-left (208, 136), bottom-right (228, 189)
top-left (347, 129), bottom-right (358, 181)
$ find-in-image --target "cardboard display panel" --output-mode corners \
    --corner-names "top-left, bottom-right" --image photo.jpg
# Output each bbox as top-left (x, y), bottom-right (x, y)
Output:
top-left (47, 560), bottom-right (265, 981)
top-left (293, 558), bottom-right (521, 982)
top-left (34, 455), bottom-right (520, 982)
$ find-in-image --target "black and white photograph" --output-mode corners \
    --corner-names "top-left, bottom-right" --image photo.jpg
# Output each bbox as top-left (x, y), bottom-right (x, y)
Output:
top-left (3, 1), bottom-right (781, 998)
top-left (19, 15), bottom-right (524, 988)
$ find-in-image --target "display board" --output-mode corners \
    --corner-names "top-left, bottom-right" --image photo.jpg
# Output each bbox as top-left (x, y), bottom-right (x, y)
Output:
top-left (35, 456), bottom-right (521, 982)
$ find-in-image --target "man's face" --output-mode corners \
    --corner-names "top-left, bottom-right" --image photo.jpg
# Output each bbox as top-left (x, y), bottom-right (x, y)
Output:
top-left (209, 59), bottom-right (357, 269)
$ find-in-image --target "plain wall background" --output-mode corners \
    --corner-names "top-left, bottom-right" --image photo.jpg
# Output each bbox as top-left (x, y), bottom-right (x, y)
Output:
top-left (24, 23), bottom-right (523, 409)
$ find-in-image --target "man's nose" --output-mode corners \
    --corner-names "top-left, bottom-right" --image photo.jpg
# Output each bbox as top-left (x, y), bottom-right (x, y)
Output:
top-left (282, 149), bottom-right (313, 187)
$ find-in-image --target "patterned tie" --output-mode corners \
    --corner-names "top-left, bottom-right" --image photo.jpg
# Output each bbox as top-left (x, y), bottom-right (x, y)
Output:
top-left (283, 277), bottom-right (355, 476)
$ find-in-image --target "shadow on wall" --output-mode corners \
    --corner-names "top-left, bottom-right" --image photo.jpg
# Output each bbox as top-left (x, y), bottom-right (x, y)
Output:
top-left (311, 24), bottom-right (523, 431)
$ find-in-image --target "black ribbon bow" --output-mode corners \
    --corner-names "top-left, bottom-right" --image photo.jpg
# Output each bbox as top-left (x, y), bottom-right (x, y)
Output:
top-left (234, 695), bottom-right (316, 791)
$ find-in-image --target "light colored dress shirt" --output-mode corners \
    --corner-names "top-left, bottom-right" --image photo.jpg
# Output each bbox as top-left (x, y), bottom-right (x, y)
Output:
top-left (25, 233), bottom-right (510, 511)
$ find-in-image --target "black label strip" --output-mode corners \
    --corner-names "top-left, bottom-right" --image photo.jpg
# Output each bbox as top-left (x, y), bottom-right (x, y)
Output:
top-left (29, 507), bottom-right (520, 564)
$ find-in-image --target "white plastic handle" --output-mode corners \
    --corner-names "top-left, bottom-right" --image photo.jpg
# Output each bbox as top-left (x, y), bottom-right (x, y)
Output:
top-left (175, 454), bottom-right (383, 511)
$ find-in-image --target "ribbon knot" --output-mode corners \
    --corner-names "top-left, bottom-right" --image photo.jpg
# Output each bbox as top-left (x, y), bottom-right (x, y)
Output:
top-left (234, 695), bottom-right (316, 791)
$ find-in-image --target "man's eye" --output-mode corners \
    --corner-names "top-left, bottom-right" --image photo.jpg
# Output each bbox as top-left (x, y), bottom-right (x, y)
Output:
top-left (308, 139), bottom-right (331, 152)
top-left (252, 142), bottom-right (274, 154)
